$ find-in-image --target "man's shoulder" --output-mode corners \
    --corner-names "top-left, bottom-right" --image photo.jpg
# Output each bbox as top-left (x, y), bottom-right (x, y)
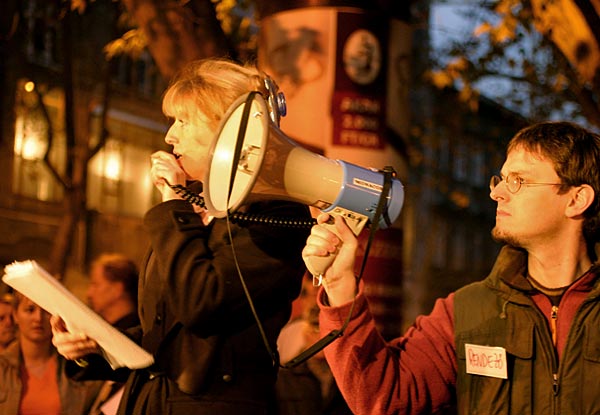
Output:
top-left (455, 279), bottom-right (492, 297)
top-left (114, 311), bottom-right (140, 331)
top-left (0, 343), bottom-right (20, 382)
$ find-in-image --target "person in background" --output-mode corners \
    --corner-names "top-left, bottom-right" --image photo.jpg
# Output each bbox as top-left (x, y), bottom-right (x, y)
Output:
top-left (0, 293), bottom-right (16, 352)
top-left (0, 292), bottom-right (102, 414)
top-left (302, 121), bottom-right (600, 414)
top-left (87, 253), bottom-right (139, 330)
top-left (84, 253), bottom-right (140, 415)
top-left (275, 275), bottom-right (352, 415)
top-left (51, 57), bottom-right (311, 415)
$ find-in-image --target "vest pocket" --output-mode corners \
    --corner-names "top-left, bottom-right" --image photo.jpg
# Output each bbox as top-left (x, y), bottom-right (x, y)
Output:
top-left (583, 324), bottom-right (600, 363)
top-left (456, 316), bottom-right (534, 414)
top-left (578, 324), bottom-right (600, 413)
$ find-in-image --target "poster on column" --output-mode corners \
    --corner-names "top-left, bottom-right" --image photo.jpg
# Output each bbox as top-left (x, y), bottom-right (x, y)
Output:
top-left (333, 11), bottom-right (388, 150)
top-left (257, 8), bottom-right (335, 153)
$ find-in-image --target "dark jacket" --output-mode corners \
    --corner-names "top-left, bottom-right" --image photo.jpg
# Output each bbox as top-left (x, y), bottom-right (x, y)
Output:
top-left (116, 199), bottom-right (310, 415)
top-left (86, 311), bottom-right (141, 415)
top-left (276, 359), bottom-right (353, 415)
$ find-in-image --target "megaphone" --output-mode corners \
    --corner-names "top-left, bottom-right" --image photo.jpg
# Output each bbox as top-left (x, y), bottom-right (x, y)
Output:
top-left (203, 91), bottom-right (404, 277)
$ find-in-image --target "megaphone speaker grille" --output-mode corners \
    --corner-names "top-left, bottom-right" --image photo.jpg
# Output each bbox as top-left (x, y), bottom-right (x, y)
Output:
top-left (204, 93), bottom-right (268, 217)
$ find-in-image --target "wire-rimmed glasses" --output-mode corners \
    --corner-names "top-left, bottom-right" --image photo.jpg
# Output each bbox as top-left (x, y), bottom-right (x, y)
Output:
top-left (490, 173), bottom-right (562, 194)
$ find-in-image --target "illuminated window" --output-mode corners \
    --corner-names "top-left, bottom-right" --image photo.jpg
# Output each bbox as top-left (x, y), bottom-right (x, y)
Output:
top-left (12, 79), bottom-right (66, 202)
top-left (12, 79), bottom-right (167, 218)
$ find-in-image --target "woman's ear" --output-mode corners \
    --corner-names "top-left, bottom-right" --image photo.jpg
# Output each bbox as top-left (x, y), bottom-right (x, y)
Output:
top-left (566, 184), bottom-right (595, 217)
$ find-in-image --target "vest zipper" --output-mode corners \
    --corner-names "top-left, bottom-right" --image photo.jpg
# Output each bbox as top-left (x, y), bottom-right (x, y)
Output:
top-left (550, 305), bottom-right (559, 395)
top-left (550, 305), bottom-right (558, 347)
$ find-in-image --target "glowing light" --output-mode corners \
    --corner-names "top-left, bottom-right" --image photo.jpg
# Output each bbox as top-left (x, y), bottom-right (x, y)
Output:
top-left (104, 153), bottom-right (122, 181)
top-left (103, 142), bottom-right (122, 181)
top-left (24, 81), bottom-right (35, 92)
top-left (13, 113), bottom-right (48, 160)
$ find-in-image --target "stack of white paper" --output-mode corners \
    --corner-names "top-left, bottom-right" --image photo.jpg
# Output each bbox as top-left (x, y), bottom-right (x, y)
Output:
top-left (2, 260), bottom-right (153, 370)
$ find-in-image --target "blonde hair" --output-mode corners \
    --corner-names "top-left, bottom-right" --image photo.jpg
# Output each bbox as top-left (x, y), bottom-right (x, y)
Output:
top-left (162, 58), bottom-right (267, 130)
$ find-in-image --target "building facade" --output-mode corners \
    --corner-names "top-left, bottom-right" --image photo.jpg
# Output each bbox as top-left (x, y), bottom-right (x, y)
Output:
top-left (0, 0), bottom-right (167, 280)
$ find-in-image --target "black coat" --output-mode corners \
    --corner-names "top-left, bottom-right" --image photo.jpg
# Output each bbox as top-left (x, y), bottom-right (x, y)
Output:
top-left (117, 199), bottom-right (311, 415)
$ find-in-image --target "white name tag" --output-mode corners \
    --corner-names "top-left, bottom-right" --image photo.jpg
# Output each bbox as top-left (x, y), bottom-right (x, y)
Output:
top-left (465, 343), bottom-right (508, 379)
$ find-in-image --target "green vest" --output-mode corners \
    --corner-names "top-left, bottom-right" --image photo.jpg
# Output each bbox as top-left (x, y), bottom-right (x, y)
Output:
top-left (454, 277), bottom-right (600, 414)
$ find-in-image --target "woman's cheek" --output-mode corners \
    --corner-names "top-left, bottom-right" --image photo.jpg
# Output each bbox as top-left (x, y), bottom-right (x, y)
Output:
top-left (182, 156), bottom-right (207, 181)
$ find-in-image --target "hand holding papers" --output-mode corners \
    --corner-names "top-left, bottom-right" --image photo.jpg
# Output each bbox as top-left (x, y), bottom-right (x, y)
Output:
top-left (2, 260), bottom-right (153, 370)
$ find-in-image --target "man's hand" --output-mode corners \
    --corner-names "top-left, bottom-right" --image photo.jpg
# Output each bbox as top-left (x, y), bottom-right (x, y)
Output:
top-left (302, 213), bottom-right (359, 306)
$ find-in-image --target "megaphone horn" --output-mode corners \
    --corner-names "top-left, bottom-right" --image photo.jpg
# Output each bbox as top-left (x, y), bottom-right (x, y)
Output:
top-left (203, 92), bottom-right (404, 276)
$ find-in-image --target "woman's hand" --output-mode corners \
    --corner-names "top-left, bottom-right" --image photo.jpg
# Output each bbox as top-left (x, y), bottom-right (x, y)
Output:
top-left (302, 213), bottom-right (359, 306)
top-left (50, 315), bottom-right (101, 360)
top-left (150, 150), bottom-right (188, 202)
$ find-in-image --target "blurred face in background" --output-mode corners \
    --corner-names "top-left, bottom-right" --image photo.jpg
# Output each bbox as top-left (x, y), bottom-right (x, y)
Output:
top-left (13, 296), bottom-right (52, 344)
top-left (0, 301), bottom-right (15, 348)
top-left (87, 263), bottom-right (122, 318)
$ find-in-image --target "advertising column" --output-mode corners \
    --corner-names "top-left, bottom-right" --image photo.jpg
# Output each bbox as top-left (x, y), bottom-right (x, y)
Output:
top-left (258, 3), bottom-right (410, 339)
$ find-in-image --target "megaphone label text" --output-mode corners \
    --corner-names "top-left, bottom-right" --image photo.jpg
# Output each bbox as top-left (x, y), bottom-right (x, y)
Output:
top-left (353, 178), bottom-right (383, 192)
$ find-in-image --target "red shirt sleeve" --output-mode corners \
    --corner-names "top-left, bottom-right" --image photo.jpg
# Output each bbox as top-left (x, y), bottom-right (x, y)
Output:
top-left (318, 282), bottom-right (457, 414)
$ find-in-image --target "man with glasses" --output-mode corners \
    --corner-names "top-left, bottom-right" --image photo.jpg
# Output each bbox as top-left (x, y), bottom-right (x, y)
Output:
top-left (302, 121), bottom-right (600, 414)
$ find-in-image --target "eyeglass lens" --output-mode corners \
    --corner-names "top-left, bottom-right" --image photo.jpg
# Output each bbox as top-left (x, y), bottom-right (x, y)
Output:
top-left (490, 173), bottom-right (520, 193)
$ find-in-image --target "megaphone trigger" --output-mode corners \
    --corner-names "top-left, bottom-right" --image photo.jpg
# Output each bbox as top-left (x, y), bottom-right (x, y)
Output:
top-left (305, 207), bottom-right (369, 286)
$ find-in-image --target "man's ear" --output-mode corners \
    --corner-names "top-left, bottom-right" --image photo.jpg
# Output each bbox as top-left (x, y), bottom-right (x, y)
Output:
top-left (566, 184), bottom-right (595, 217)
top-left (112, 281), bottom-right (125, 297)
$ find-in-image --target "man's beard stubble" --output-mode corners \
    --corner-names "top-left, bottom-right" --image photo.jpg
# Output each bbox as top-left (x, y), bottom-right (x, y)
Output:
top-left (491, 226), bottom-right (523, 248)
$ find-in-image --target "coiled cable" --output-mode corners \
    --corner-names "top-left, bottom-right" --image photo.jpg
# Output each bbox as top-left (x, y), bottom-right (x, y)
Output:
top-left (168, 182), bottom-right (315, 228)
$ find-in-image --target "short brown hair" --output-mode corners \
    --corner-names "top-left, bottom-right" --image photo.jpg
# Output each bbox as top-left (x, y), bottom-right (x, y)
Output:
top-left (0, 293), bottom-right (14, 308)
top-left (91, 253), bottom-right (139, 306)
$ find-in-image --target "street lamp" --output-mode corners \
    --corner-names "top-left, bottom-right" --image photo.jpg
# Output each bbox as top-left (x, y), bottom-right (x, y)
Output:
top-left (102, 139), bottom-right (123, 190)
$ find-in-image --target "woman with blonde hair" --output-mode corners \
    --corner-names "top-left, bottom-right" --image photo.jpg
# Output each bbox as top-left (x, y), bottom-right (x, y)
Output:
top-left (52, 58), bottom-right (310, 415)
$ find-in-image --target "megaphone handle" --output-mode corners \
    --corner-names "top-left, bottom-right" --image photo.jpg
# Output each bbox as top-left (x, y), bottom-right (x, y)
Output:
top-left (305, 220), bottom-right (340, 286)
top-left (305, 210), bottom-right (367, 286)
